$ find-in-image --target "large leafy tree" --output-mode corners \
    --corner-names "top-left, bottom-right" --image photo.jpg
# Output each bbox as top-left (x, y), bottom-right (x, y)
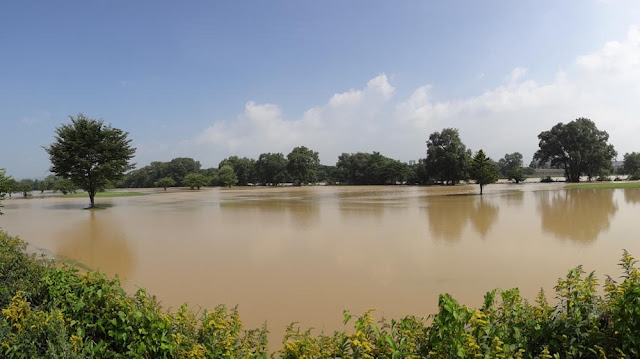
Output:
top-left (154, 177), bottom-right (176, 191)
top-left (623, 152), bottom-right (640, 180)
top-left (183, 173), bottom-right (209, 190)
top-left (218, 165), bottom-right (239, 188)
top-left (498, 152), bottom-right (525, 183)
top-left (45, 114), bottom-right (136, 208)
top-left (286, 146), bottom-right (320, 186)
top-left (533, 118), bottom-right (616, 182)
top-left (255, 153), bottom-right (288, 186)
top-left (333, 152), bottom-right (411, 185)
top-left (470, 150), bottom-right (499, 195)
top-left (425, 128), bottom-right (471, 185)
top-left (218, 156), bottom-right (256, 185)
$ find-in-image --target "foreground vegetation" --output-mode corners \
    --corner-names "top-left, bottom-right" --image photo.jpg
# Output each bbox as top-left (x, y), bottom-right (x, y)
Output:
top-left (2, 230), bottom-right (640, 358)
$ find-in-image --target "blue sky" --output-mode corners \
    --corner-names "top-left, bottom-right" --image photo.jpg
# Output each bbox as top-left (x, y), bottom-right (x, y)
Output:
top-left (2, 1), bottom-right (640, 178)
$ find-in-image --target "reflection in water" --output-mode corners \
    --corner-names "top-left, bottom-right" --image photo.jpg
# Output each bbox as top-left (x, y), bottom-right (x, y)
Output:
top-left (537, 189), bottom-right (618, 242)
top-left (220, 196), bottom-right (321, 230)
top-left (55, 211), bottom-right (135, 277)
top-left (624, 188), bottom-right (640, 205)
top-left (426, 196), bottom-right (499, 241)
top-left (470, 199), bottom-right (499, 237)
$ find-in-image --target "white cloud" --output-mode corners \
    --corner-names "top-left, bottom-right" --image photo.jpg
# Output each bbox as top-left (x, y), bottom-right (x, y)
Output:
top-left (179, 27), bottom-right (640, 168)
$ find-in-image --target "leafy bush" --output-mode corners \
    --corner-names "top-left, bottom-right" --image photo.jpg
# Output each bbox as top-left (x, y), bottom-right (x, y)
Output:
top-left (3, 229), bottom-right (640, 357)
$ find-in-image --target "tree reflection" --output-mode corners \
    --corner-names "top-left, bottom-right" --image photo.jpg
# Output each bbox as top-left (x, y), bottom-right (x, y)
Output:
top-left (624, 188), bottom-right (640, 205)
top-left (55, 211), bottom-right (135, 277)
top-left (537, 189), bottom-right (618, 242)
top-left (426, 196), bottom-right (499, 241)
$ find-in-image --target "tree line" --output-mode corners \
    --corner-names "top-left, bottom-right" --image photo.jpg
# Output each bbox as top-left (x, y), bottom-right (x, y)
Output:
top-left (3, 115), bottom-right (640, 208)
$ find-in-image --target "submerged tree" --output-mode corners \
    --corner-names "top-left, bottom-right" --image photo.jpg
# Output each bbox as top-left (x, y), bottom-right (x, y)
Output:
top-left (425, 128), bottom-right (471, 185)
top-left (623, 152), bottom-right (640, 180)
top-left (183, 173), bottom-right (209, 190)
top-left (255, 153), bottom-right (288, 186)
top-left (470, 150), bottom-right (499, 195)
top-left (533, 118), bottom-right (616, 182)
top-left (218, 165), bottom-right (238, 188)
top-left (287, 146), bottom-right (319, 186)
top-left (154, 177), bottom-right (176, 191)
top-left (45, 114), bottom-right (136, 208)
top-left (498, 152), bottom-right (525, 183)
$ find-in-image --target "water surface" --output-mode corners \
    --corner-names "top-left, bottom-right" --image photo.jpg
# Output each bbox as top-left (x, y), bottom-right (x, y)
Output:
top-left (2, 184), bottom-right (639, 345)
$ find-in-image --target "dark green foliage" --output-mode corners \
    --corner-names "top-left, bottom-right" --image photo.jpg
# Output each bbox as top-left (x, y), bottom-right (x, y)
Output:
top-left (255, 153), bottom-right (288, 186)
top-left (316, 165), bottom-right (336, 184)
top-left (498, 152), bottom-right (526, 183)
top-left (334, 152), bottom-right (411, 185)
top-left (425, 128), bottom-right (471, 185)
top-left (406, 159), bottom-right (431, 185)
top-left (218, 165), bottom-right (238, 188)
top-left (534, 118), bottom-right (617, 183)
top-left (623, 152), bottom-right (640, 180)
top-left (286, 146), bottom-right (320, 186)
top-left (52, 178), bottom-right (77, 195)
top-left (218, 156), bottom-right (256, 185)
top-left (45, 114), bottom-right (136, 207)
top-left (154, 177), bottom-right (176, 191)
top-left (469, 150), bottom-right (499, 195)
top-left (167, 158), bottom-right (201, 186)
top-left (183, 173), bottom-right (209, 190)
top-left (0, 170), bottom-right (10, 214)
top-left (120, 158), bottom-right (205, 188)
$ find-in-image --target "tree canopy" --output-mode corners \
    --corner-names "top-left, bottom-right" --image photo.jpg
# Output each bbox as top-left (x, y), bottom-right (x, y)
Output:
top-left (218, 156), bottom-right (256, 186)
top-left (334, 152), bottom-right (411, 185)
top-left (623, 152), bottom-right (640, 180)
top-left (287, 146), bottom-right (320, 186)
top-left (533, 118), bottom-right (616, 182)
top-left (154, 177), bottom-right (176, 191)
top-left (498, 152), bottom-right (525, 183)
top-left (0, 169), bottom-right (10, 214)
top-left (255, 153), bottom-right (288, 186)
top-left (183, 173), bottom-right (209, 190)
top-left (44, 114), bottom-right (136, 207)
top-left (425, 128), bottom-right (471, 185)
top-left (218, 165), bottom-right (238, 188)
top-left (470, 150), bottom-right (499, 195)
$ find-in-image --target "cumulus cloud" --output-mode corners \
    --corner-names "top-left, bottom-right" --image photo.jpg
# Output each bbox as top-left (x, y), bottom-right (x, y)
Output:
top-left (182, 26), bottom-right (640, 167)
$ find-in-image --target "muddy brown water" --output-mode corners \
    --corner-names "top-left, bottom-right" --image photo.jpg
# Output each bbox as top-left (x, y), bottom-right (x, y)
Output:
top-left (2, 184), bottom-right (640, 348)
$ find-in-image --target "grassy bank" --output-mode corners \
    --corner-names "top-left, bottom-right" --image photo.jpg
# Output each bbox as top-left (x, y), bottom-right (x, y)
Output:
top-left (2, 230), bottom-right (640, 357)
top-left (565, 181), bottom-right (640, 190)
top-left (61, 191), bottom-right (145, 198)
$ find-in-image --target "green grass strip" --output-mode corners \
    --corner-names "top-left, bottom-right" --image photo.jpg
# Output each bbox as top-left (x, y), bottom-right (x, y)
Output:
top-left (565, 181), bottom-right (640, 190)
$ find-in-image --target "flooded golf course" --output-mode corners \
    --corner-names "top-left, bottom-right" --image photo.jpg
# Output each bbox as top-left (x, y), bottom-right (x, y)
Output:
top-left (2, 183), bottom-right (640, 344)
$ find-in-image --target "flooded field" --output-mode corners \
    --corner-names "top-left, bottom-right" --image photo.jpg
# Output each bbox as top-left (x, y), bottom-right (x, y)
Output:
top-left (2, 183), bottom-right (640, 344)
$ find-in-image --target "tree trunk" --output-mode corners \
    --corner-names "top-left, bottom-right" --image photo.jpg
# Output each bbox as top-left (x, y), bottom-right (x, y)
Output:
top-left (480, 184), bottom-right (484, 195)
top-left (89, 191), bottom-right (95, 208)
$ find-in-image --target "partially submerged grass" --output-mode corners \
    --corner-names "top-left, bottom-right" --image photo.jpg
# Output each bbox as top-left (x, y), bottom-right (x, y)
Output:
top-left (565, 181), bottom-right (640, 190)
top-left (61, 191), bottom-right (144, 198)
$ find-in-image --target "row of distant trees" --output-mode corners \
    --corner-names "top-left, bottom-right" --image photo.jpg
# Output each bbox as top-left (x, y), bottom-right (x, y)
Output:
top-left (3, 115), bottom-right (640, 209)
top-left (112, 118), bottom-right (640, 192)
